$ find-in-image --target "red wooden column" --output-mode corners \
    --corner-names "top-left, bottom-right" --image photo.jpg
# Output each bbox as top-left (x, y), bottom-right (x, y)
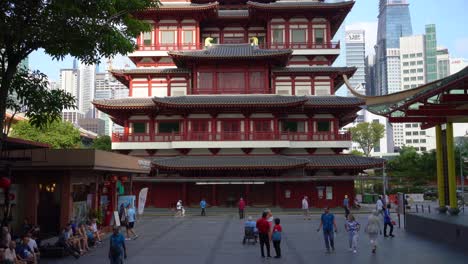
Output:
top-left (124, 120), bottom-right (129, 141)
top-left (167, 76), bottom-right (172, 96)
top-left (149, 115), bottom-right (155, 141)
top-left (266, 19), bottom-right (271, 48)
top-left (273, 114), bottom-right (280, 139)
top-left (154, 20), bottom-right (160, 50)
top-left (182, 183), bottom-right (187, 204)
top-left (274, 182), bottom-right (280, 206)
top-left (307, 18), bottom-right (313, 48)
top-left (291, 76), bottom-right (296, 95)
top-left (24, 179), bottom-right (38, 225)
top-left (147, 76), bottom-right (152, 97)
top-left (211, 185), bottom-right (217, 206)
top-left (326, 21), bottom-right (331, 46)
top-left (60, 173), bottom-right (72, 229)
top-left (128, 77), bottom-right (133, 97)
top-left (177, 20), bottom-right (182, 49)
top-left (183, 115), bottom-right (188, 140)
top-left (211, 114), bottom-right (217, 140)
top-left (245, 184), bottom-right (250, 205)
top-left (285, 18), bottom-right (290, 48)
top-left (195, 20), bottom-right (200, 48)
top-left (244, 113), bottom-right (251, 140)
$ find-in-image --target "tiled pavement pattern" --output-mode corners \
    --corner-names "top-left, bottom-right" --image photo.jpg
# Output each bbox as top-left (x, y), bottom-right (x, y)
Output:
top-left (43, 214), bottom-right (468, 264)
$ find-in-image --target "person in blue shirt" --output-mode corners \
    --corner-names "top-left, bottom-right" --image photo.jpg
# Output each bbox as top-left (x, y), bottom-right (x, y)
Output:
top-left (343, 195), bottom-right (350, 219)
top-left (383, 204), bottom-right (394, 237)
top-left (109, 226), bottom-right (127, 264)
top-left (125, 204), bottom-right (138, 240)
top-left (317, 207), bottom-right (338, 253)
top-left (200, 198), bottom-right (207, 216)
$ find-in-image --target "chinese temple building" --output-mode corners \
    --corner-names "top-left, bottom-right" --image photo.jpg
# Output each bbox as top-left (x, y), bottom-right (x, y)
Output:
top-left (93, 0), bottom-right (384, 208)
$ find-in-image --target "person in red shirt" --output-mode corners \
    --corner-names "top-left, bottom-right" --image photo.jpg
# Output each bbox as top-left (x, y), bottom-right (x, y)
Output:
top-left (256, 212), bottom-right (271, 258)
top-left (272, 218), bottom-right (282, 258)
top-left (238, 198), bottom-right (246, 219)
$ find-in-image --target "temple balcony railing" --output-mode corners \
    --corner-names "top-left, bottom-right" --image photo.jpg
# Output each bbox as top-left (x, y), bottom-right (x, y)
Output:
top-left (112, 131), bottom-right (351, 143)
top-left (135, 41), bottom-right (340, 51)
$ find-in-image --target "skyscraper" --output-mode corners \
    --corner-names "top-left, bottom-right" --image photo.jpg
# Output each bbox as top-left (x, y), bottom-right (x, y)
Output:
top-left (78, 63), bottom-right (96, 118)
top-left (375, 0), bottom-right (413, 95)
top-left (436, 47), bottom-right (450, 79)
top-left (365, 54), bottom-right (376, 96)
top-left (424, 24), bottom-right (437, 82)
top-left (59, 68), bottom-right (84, 124)
top-left (345, 30), bottom-right (366, 95)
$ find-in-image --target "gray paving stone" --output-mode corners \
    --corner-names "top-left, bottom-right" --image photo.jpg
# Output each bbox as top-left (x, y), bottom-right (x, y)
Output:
top-left (41, 214), bottom-right (468, 264)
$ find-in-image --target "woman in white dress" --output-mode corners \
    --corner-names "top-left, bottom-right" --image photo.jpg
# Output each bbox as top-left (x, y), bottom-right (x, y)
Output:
top-left (365, 211), bottom-right (381, 254)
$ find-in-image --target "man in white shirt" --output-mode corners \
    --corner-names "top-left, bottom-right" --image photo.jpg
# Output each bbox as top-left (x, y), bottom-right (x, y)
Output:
top-left (376, 196), bottom-right (384, 216)
top-left (302, 196), bottom-right (310, 220)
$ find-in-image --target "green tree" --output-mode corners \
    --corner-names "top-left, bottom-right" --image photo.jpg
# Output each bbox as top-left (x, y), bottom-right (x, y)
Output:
top-left (4, 68), bottom-right (76, 134)
top-left (387, 146), bottom-right (436, 188)
top-left (349, 149), bottom-right (364, 156)
top-left (91, 135), bottom-right (112, 151)
top-left (0, 0), bottom-right (158, 147)
top-left (11, 120), bottom-right (80, 149)
top-left (349, 122), bottom-right (385, 156)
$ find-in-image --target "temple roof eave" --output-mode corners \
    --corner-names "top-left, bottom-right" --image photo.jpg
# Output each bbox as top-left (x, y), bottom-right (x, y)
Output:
top-left (151, 155), bottom-right (385, 171)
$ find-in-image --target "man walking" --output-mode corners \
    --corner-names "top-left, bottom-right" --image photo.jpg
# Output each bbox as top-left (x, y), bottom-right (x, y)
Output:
top-left (126, 204), bottom-right (138, 240)
top-left (317, 207), bottom-right (337, 253)
top-left (256, 212), bottom-right (271, 258)
top-left (383, 204), bottom-right (395, 238)
top-left (109, 226), bottom-right (127, 264)
top-left (376, 196), bottom-right (384, 216)
top-left (238, 198), bottom-right (246, 219)
top-left (302, 196), bottom-right (310, 220)
top-left (343, 195), bottom-right (350, 219)
top-left (200, 198), bottom-right (207, 216)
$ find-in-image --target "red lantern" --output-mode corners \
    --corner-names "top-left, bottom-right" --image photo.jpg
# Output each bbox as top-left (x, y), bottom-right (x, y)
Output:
top-left (0, 177), bottom-right (11, 189)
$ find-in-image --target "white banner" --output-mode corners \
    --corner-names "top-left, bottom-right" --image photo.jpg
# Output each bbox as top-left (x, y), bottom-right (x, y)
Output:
top-left (138, 188), bottom-right (149, 215)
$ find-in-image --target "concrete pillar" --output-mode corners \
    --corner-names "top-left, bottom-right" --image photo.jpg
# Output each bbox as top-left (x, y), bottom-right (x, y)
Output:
top-left (435, 124), bottom-right (446, 209)
top-left (446, 122), bottom-right (458, 213)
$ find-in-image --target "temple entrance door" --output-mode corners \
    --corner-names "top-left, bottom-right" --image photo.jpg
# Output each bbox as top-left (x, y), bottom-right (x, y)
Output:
top-left (37, 187), bottom-right (61, 234)
top-left (249, 184), bottom-right (274, 207)
top-left (217, 185), bottom-right (244, 207)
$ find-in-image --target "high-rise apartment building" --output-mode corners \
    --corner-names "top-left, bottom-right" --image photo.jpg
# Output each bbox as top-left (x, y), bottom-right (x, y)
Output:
top-left (436, 47), bottom-right (450, 79)
top-left (424, 24), bottom-right (437, 82)
top-left (375, 0), bottom-right (413, 95)
top-left (59, 68), bottom-right (84, 124)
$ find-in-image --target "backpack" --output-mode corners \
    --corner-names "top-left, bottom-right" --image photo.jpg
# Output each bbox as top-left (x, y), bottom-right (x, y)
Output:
top-left (109, 237), bottom-right (122, 257)
top-left (272, 230), bottom-right (281, 241)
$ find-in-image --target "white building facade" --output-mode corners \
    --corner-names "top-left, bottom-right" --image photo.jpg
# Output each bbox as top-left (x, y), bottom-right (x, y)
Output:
top-left (78, 63), bottom-right (96, 118)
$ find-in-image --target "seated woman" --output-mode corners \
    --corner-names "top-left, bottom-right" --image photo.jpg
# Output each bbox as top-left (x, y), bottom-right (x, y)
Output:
top-left (89, 219), bottom-right (102, 243)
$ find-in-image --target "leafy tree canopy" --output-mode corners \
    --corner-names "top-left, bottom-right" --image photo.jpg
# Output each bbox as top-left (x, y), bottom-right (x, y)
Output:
top-left (5, 68), bottom-right (76, 133)
top-left (0, 0), bottom-right (158, 147)
top-left (349, 122), bottom-right (385, 156)
top-left (91, 135), bottom-right (112, 151)
top-left (349, 149), bottom-right (364, 156)
top-left (387, 146), bottom-right (436, 187)
top-left (11, 120), bottom-right (81, 149)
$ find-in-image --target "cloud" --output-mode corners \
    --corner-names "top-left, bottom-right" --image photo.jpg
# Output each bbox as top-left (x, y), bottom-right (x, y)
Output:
top-left (454, 37), bottom-right (468, 58)
top-left (346, 21), bottom-right (378, 56)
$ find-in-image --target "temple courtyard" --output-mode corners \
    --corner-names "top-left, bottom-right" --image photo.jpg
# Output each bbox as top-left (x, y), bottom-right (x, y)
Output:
top-left (43, 212), bottom-right (468, 263)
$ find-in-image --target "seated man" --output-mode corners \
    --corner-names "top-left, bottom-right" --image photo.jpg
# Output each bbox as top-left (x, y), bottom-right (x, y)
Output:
top-left (245, 216), bottom-right (258, 240)
top-left (16, 236), bottom-right (36, 264)
top-left (56, 225), bottom-right (80, 259)
top-left (25, 233), bottom-right (39, 260)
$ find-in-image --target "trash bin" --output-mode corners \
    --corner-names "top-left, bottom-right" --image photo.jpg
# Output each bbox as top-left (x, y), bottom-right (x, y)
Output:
top-left (362, 193), bottom-right (373, 204)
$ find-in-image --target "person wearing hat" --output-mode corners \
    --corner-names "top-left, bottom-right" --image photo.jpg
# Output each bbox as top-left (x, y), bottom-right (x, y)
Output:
top-left (343, 195), bottom-right (350, 219)
top-left (109, 226), bottom-right (127, 264)
top-left (302, 196), bottom-right (310, 220)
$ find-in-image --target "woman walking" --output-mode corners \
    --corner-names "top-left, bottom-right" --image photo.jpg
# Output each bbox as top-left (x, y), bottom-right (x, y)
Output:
top-left (344, 214), bottom-right (360, 253)
top-left (365, 211), bottom-right (381, 254)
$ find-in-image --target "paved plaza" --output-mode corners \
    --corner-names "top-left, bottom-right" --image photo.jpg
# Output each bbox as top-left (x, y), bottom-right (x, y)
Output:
top-left (43, 213), bottom-right (468, 264)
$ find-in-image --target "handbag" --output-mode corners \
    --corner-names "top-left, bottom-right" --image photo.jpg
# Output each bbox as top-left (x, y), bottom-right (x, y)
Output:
top-left (272, 230), bottom-right (281, 241)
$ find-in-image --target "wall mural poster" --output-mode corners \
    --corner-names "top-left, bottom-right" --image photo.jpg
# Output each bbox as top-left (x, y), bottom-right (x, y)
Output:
top-left (72, 201), bottom-right (88, 223)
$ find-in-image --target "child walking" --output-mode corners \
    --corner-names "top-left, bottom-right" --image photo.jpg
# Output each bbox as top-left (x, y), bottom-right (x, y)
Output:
top-left (344, 214), bottom-right (360, 253)
top-left (272, 218), bottom-right (282, 259)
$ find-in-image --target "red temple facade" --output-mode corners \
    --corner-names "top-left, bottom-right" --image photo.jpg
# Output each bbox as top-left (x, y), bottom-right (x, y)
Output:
top-left (94, 0), bottom-right (384, 208)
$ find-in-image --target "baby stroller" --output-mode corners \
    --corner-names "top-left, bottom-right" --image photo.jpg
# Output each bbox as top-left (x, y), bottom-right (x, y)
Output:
top-left (242, 226), bottom-right (257, 245)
